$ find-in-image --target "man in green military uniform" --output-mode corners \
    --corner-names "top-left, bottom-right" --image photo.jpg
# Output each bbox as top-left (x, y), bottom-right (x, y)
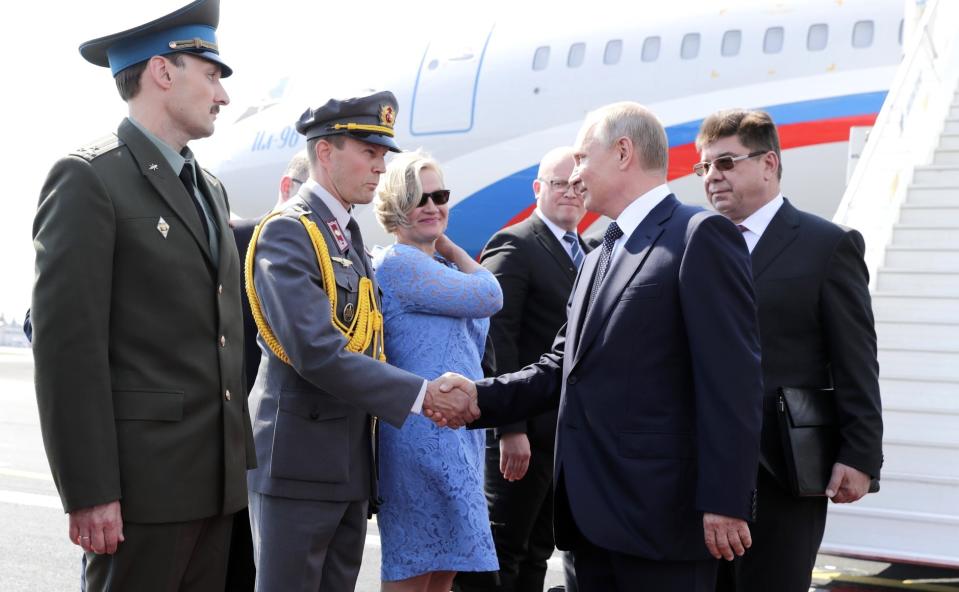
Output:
top-left (31, 1), bottom-right (255, 589)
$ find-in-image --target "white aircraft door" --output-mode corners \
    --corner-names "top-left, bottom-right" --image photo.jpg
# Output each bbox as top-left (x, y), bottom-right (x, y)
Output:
top-left (409, 26), bottom-right (494, 135)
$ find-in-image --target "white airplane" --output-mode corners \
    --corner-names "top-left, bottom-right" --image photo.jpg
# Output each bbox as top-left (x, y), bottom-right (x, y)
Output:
top-left (206, 0), bottom-right (904, 258)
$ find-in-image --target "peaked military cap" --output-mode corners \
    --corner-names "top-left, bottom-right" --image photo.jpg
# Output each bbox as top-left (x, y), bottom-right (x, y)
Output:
top-left (79, 0), bottom-right (232, 77)
top-left (296, 91), bottom-right (401, 152)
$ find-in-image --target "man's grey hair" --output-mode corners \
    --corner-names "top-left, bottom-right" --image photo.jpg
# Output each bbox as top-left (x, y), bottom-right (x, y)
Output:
top-left (582, 102), bottom-right (668, 173)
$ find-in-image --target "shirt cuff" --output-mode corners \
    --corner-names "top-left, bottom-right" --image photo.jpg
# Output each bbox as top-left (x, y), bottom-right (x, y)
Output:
top-left (411, 380), bottom-right (428, 414)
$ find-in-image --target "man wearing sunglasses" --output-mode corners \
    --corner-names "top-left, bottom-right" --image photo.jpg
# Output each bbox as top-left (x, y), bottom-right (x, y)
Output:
top-left (696, 109), bottom-right (882, 592)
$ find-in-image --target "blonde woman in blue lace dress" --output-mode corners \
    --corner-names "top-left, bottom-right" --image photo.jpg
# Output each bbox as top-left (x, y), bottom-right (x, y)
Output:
top-left (372, 151), bottom-right (502, 592)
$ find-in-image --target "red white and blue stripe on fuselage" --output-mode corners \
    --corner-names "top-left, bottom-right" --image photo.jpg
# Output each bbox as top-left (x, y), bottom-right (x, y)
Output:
top-left (446, 90), bottom-right (888, 257)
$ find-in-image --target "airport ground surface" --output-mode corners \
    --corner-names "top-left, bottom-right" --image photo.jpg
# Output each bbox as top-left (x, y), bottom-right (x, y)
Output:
top-left (1, 348), bottom-right (956, 591)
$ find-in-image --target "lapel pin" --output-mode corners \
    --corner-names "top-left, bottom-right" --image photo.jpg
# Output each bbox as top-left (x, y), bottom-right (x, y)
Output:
top-left (331, 256), bottom-right (353, 268)
top-left (149, 163), bottom-right (158, 172)
top-left (157, 217), bottom-right (170, 239)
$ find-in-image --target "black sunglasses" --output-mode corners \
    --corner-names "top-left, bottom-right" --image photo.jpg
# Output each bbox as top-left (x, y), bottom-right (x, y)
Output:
top-left (693, 151), bottom-right (766, 177)
top-left (418, 189), bottom-right (451, 207)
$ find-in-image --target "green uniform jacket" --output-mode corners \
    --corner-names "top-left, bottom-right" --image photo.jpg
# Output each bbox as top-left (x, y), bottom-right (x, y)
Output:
top-left (32, 118), bottom-right (256, 523)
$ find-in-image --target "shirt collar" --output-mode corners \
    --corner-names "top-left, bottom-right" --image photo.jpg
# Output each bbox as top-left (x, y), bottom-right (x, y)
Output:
top-left (615, 183), bottom-right (672, 240)
top-left (533, 207), bottom-right (575, 242)
top-left (129, 117), bottom-right (186, 174)
top-left (303, 178), bottom-right (352, 229)
top-left (739, 193), bottom-right (784, 239)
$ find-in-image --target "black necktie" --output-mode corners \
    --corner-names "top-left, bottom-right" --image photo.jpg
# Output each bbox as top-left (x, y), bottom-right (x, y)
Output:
top-left (587, 221), bottom-right (624, 310)
top-left (178, 162), bottom-right (210, 243)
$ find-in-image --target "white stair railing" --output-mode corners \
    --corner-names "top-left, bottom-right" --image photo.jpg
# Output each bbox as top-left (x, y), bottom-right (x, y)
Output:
top-left (834, 0), bottom-right (959, 287)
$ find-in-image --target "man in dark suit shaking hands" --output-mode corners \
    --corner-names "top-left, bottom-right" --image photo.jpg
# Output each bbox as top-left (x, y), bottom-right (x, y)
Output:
top-left (696, 109), bottom-right (883, 592)
top-left (435, 102), bottom-right (765, 591)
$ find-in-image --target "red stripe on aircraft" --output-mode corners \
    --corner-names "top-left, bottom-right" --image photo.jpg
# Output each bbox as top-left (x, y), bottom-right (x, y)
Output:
top-left (502, 114), bottom-right (877, 235)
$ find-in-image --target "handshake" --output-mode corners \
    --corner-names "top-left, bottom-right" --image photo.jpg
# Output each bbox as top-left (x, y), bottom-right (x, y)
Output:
top-left (423, 372), bottom-right (479, 429)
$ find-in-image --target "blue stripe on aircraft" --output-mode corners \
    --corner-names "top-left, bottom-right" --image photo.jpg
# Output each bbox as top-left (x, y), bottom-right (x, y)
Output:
top-left (447, 91), bottom-right (888, 257)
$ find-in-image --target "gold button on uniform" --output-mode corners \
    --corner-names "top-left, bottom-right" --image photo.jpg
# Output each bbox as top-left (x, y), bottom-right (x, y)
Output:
top-left (225, 389), bottom-right (232, 401)
top-left (219, 335), bottom-right (226, 347)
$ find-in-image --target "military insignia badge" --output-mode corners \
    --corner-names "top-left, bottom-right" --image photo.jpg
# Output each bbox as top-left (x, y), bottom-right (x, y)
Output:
top-left (331, 256), bottom-right (354, 268)
top-left (379, 104), bottom-right (396, 129)
top-left (343, 302), bottom-right (355, 324)
top-left (326, 220), bottom-right (350, 253)
top-left (157, 217), bottom-right (170, 238)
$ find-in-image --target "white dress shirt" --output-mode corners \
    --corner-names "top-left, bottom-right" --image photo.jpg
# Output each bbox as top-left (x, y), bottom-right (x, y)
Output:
top-left (609, 183), bottom-right (672, 267)
top-left (738, 193), bottom-right (784, 253)
top-left (534, 208), bottom-right (580, 261)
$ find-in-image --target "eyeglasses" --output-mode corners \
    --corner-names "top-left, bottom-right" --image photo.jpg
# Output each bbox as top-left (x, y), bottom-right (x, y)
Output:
top-left (693, 151), bottom-right (766, 177)
top-left (418, 189), bottom-right (451, 207)
top-left (538, 178), bottom-right (570, 191)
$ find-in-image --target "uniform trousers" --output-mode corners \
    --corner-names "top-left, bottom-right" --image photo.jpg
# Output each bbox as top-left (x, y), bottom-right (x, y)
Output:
top-left (715, 466), bottom-right (828, 592)
top-left (248, 491), bottom-right (367, 592)
top-left (81, 513), bottom-right (233, 592)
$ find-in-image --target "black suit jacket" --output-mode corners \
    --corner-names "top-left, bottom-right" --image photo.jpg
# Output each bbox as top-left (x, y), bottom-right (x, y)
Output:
top-left (474, 195), bottom-right (764, 560)
top-left (231, 217), bottom-right (262, 395)
top-left (480, 213), bottom-right (589, 451)
top-left (751, 199), bottom-right (882, 482)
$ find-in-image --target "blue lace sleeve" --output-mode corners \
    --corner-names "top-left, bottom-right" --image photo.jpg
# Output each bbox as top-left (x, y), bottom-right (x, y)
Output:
top-left (375, 245), bottom-right (503, 319)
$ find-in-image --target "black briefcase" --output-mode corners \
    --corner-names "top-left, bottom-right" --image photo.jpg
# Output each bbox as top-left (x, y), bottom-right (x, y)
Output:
top-left (776, 387), bottom-right (840, 497)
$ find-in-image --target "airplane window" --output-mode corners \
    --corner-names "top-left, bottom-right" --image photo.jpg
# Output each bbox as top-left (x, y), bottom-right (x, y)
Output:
top-left (533, 46), bottom-right (550, 71)
top-left (604, 39), bottom-right (623, 65)
top-left (807, 23), bottom-right (828, 51)
top-left (722, 30), bottom-right (742, 57)
top-left (568, 43), bottom-right (586, 68)
top-left (852, 20), bottom-right (874, 48)
top-left (764, 27), bottom-right (784, 54)
top-left (681, 33), bottom-right (700, 60)
top-left (642, 36), bottom-right (661, 62)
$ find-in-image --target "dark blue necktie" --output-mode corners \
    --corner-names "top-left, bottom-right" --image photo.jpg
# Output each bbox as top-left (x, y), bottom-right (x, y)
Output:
top-left (587, 222), bottom-right (624, 310)
top-left (563, 231), bottom-right (584, 269)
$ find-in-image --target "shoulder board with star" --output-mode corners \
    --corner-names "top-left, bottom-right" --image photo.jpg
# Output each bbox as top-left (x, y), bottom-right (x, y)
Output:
top-left (71, 134), bottom-right (122, 162)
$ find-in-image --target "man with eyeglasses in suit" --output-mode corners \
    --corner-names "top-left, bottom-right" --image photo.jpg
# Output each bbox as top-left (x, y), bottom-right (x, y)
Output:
top-left (696, 109), bottom-right (882, 592)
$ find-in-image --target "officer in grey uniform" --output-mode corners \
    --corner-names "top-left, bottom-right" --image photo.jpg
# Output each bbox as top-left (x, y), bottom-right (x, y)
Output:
top-left (31, 1), bottom-right (254, 590)
top-left (246, 92), bottom-right (461, 592)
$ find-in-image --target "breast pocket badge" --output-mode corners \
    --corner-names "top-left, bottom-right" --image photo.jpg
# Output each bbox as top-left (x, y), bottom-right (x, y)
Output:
top-left (157, 217), bottom-right (170, 239)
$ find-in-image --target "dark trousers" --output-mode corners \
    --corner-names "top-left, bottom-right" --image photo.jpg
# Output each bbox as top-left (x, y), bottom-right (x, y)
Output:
top-left (574, 542), bottom-right (717, 592)
top-left (224, 507), bottom-right (255, 591)
top-left (488, 442), bottom-right (556, 591)
top-left (715, 466), bottom-right (828, 592)
top-left (81, 514), bottom-right (233, 592)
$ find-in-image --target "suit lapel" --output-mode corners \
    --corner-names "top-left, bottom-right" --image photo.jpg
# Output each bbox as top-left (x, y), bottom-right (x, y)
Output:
top-left (118, 119), bottom-right (214, 266)
top-left (529, 215), bottom-right (578, 281)
top-left (566, 247), bottom-right (599, 360)
top-left (574, 196), bottom-right (676, 365)
top-left (751, 198), bottom-right (800, 279)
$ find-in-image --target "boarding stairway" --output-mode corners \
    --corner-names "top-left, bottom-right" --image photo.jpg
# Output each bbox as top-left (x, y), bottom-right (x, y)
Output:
top-left (824, 0), bottom-right (959, 568)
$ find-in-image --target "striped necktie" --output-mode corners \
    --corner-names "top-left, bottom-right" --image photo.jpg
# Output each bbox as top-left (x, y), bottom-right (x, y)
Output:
top-left (563, 231), bottom-right (584, 268)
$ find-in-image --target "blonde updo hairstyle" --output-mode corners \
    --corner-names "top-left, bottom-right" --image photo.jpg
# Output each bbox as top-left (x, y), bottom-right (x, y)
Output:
top-left (374, 150), bottom-right (445, 234)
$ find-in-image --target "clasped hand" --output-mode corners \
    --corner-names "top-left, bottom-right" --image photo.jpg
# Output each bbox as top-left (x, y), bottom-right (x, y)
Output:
top-left (423, 372), bottom-right (480, 428)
